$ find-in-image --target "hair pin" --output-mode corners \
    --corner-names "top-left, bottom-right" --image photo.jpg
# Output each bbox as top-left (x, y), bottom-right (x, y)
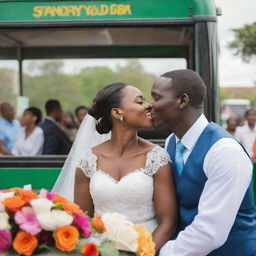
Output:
top-left (96, 117), bottom-right (102, 125)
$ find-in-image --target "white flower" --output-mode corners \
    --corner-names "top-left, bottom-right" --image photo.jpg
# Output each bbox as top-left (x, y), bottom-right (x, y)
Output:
top-left (0, 192), bottom-right (14, 202)
top-left (37, 210), bottom-right (73, 231)
top-left (0, 202), bottom-right (5, 212)
top-left (38, 189), bottom-right (48, 198)
top-left (30, 198), bottom-right (54, 215)
top-left (102, 213), bottom-right (138, 252)
top-left (0, 212), bottom-right (11, 230)
top-left (109, 225), bottom-right (138, 252)
top-left (23, 184), bottom-right (32, 190)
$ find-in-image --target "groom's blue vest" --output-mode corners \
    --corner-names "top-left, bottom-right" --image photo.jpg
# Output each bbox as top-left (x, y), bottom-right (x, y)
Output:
top-left (167, 122), bottom-right (256, 256)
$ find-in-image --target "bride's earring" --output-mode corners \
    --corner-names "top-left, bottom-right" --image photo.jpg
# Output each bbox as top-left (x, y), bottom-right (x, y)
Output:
top-left (120, 117), bottom-right (124, 122)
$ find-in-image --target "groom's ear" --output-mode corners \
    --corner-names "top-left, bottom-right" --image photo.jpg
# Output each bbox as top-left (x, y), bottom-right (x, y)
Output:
top-left (111, 108), bottom-right (123, 120)
top-left (178, 93), bottom-right (189, 109)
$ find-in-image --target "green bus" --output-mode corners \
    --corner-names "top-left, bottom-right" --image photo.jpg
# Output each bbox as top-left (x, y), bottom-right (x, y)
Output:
top-left (0, 0), bottom-right (219, 190)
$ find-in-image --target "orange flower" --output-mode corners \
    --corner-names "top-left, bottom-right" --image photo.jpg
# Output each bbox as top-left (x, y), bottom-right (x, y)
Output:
top-left (54, 193), bottom-right (82, 215)
top-left (81, 243), bottom-right (99, 256)
top-left (21, 190), bottom-right (37, 204)
top-left (53, 193), bottom-right (67, 204)
top-left (134, 225), bottom-right (155, 256)
top-left (91, 216), bottom-right (106, 233)
top-left (3, 196), bottom-right (25, 212)
top-left (13, 231), bottom-right (38, 256)
top-left (10, 187), bottom-right (25, 194)
top-left (54, 225), bottom-right (79, 252)
top-left (9, 188), bottom-right (37, 204)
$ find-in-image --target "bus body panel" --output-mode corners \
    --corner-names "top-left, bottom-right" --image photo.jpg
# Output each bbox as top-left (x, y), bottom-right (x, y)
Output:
top-left (0, 0), bottom-right (216, 24)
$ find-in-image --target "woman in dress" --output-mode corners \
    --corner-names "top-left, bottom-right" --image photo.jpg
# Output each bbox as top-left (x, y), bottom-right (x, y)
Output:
top-left (74, 82), bottom-right (178, 251)
top-left (0, 107), bottom-right (44, 156)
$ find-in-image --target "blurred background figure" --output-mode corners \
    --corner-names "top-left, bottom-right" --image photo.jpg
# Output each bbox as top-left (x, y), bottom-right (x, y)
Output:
top-left (75, 106), bottom-right (88, 126)
top-left (0, 107), bottom-right (44, 156)
top-left (39, 99), bottom-right (72, 155)
top-left (237, 116), bottom-right (245, 127)
top-left (0, 102), bottom-right (21, 153)
top-left (226, 115), bottom-right (239, 136)
top-left (253, 138), bottom-right (256, 165)
top-left (235, 108), bottom-right (256, 158)
top-left (59, 111), bottom-right (78, 143)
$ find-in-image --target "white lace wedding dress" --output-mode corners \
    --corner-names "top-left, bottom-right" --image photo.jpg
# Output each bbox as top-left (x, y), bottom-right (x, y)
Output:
top-left (77, 145), bottom-right (170, 233)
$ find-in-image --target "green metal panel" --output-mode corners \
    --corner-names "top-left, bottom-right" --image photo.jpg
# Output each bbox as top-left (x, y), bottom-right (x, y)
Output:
top-left (0, 45), bottom-right (189, 59)
top-left (0, 0), bottom-right (216, 23)
top-left (0, 168), bottom-right (61, 190)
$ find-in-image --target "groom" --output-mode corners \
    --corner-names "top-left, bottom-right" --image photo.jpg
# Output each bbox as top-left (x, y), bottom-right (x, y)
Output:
top-left (151, 69), bottom-right (256, 256)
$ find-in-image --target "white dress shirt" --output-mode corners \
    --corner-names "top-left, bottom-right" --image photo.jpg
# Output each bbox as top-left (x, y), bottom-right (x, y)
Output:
top-left (161, 114), bottom-right (253, 256)
top-left (12, 126), bottom-right (44, 156)
top-left (234, 121), bottom-right (256, 158)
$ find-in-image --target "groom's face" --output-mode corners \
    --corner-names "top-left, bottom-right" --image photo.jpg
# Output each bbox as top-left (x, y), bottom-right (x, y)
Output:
top-left (151, 77), bottom-right (180, 128)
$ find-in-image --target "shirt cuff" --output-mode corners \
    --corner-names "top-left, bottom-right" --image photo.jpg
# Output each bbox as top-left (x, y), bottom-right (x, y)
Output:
top-left (159, 240), bottom-right (172, 256)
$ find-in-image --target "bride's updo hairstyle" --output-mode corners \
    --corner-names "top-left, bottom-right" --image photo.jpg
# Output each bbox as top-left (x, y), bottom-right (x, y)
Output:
top-left (88, 82), bottom-right (128, 134)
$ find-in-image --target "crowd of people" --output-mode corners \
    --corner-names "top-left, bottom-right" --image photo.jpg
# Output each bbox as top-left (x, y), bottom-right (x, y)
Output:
top-left (225, 108), bottom-right (256, 163)
top-left (0, 100), bottom-right (89, 156)
top-left (0, 98), bottom-right (256, 161)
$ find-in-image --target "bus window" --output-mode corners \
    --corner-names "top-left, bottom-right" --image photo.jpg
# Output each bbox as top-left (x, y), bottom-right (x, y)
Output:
top-left (0, 60), bottom-right (19, 105)
top-left (22, 58), bottom-right (187, 114)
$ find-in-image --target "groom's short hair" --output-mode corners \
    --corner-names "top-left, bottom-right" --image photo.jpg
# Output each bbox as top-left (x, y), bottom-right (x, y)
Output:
top-left (161, 69), bottom-right (206, 109)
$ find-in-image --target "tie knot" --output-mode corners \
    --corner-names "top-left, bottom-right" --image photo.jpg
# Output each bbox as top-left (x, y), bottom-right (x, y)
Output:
top-left (176, 141), bottom-right (186, 153)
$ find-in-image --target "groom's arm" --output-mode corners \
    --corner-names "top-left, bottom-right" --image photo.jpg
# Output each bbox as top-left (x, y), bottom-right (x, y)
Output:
top-left (160, 138), bottom-right (252, 256)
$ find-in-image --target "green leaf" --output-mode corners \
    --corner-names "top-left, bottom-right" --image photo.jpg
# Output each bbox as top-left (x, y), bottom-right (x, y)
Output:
top-left (99, 242), bottom-right (119, 256)
top-left (76, 237), bottom-right (90, 249)
top-left (53, 202), bottom-right (63, 210)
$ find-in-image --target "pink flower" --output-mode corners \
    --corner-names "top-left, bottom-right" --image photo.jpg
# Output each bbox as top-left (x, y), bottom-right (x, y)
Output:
top-left (46, 192), bottom-right (55, 201)
top-left (73, 214), bottom-right (92, 238)
top-left (14, 206), bottom-right (42, 235)
top-left (0, 230), bottom-right (12, 253)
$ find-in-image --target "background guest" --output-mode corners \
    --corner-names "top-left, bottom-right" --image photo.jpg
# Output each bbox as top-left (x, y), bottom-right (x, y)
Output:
top-left (39, 99), bottom-right (72, 155)
top-left (74, 105), bottom-right (88, 126)
top-left (0, 107), bottom-right (44, 156)
top-left (253, 138), bottom-right (256, 164)
top-left (226, 115), bottom-right (239, 136)
top-left (59, 111), bottom-right (78, 143)
top-left (0, 102), bottom-right (21, 153)
top-left (235, 108), bottom-right (256, 158)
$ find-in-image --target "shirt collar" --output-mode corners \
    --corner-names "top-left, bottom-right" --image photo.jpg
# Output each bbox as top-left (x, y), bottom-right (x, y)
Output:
top-left (175, 114), bottom-right (208, 150)
top-left (45, 116), bottom-right (58, 125)
top-left (0, 117), bottom-right (15, 126)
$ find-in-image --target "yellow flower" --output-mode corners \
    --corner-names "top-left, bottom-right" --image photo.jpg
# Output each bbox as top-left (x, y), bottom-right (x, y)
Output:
top-left (134, 225), bottom-right (155, 256)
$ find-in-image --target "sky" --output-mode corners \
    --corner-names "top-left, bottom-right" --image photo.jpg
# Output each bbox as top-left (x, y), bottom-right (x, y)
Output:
top-left (214, 0), bottom-right (256, 87)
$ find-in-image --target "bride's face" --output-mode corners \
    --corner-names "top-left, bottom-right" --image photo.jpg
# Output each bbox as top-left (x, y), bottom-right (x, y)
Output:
top-left (118, 85), bottom-right (153, 129)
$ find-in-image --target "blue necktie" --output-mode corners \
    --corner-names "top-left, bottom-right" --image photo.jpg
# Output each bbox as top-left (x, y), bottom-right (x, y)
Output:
top-left (175, 141), bottom-right (186, 175)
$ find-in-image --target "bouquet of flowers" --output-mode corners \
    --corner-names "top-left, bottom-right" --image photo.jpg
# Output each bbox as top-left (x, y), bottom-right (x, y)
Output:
top-left (0, 186), bottom-right (155, 256)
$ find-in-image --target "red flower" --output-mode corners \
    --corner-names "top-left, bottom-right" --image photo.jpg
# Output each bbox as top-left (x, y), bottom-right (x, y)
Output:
top-left (81, 243), bottom-right (99, 256)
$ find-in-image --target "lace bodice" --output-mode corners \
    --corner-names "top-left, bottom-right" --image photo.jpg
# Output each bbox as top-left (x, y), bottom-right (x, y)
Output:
top-left (77, 145), bottom-right (170, 232)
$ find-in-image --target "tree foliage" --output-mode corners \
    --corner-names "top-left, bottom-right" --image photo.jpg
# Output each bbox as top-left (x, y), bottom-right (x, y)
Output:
top-left (228, 22), bottom-right (256, 62)
top-left (0, 59), bottom-right (155, 116)
top-left (0, 68), bottom-right (19, 105)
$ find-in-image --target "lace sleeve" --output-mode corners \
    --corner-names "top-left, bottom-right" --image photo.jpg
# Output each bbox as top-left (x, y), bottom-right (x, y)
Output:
top-left (144, 146), bottom-right (171, 177)
top-left (77, 150), bottom-right (97, 178)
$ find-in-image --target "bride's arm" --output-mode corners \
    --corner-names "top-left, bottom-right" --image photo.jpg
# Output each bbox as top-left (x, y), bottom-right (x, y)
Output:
top-left (152, 163), bottom-right (178, 251)
top-left (74, 168), bottom-right (94, 217)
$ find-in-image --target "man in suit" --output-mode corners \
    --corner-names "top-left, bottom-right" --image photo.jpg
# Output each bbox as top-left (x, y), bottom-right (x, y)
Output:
top-left (40, 99), bottom-right (71, 155)
top-left (151, 69), bottom-right (256, 256)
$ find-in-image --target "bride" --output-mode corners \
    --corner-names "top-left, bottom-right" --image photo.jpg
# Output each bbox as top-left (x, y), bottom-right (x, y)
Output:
top-left (53, 82), bottom-right (178, 251)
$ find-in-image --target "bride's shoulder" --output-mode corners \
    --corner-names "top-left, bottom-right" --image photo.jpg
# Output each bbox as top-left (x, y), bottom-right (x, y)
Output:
top-left (77, 149), bottom-right (97, 178)
top-left (138, 138), bottom-right (169, 158)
